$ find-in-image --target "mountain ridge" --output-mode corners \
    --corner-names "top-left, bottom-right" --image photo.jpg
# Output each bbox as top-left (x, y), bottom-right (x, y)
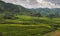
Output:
top-left (0, 0), bottom-right (60, 17)
top-left (0, 0), bottom-right (31, 13)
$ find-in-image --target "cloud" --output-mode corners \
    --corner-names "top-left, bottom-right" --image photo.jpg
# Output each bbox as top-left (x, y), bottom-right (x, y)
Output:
top-left (44, 0), bottom-right (60, 5)
top-left (2, 0), bottom-right (60, 8)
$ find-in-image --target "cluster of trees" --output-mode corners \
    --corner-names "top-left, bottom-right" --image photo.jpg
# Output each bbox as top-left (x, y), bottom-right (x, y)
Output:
top-left (3, 13), bottom-right (18, 19)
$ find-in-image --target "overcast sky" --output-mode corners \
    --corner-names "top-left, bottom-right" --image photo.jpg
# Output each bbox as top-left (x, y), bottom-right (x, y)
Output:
top-left (2, 0), bottom-right (60, 8)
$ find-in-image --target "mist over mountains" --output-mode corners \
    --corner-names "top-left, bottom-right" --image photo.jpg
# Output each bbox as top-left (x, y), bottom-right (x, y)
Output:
top-left (0, 0), bottom-right (60, 17)
top-left (2, 0), bottom-right (60, 8)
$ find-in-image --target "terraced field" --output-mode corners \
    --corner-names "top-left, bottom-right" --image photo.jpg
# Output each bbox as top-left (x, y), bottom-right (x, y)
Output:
top-left (0, 15), bottom-right (60, 36)
top-left (0, 24), bottom-right (56, 36)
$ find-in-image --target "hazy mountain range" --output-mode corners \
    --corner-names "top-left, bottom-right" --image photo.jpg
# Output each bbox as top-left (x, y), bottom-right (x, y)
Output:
top-left (2, 0), bottom-right (60, 9)
top-left (0, 0), bottom-right (60, 17)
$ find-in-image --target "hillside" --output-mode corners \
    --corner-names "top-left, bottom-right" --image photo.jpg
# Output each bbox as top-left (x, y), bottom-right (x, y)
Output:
top-left (0, 0), bottom-right (60, 36)
top-left (0, 0), bottom-right (31, 14)
top-left (0, 0), bottom-right (60, 17)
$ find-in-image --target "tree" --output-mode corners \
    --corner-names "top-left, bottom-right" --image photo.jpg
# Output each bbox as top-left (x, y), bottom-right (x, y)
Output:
top-left (3, 13), bottom-right (18, 19)
top-left (35, 13), bottom-right (42, 17)
top-left (47, 14), bottom-right (55, 19)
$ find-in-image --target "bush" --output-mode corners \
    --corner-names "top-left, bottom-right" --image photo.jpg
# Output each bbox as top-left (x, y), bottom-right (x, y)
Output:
top-left (3, 13), bottom-right (18, 20)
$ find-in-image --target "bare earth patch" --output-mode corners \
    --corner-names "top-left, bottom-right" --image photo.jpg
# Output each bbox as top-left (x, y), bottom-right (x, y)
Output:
top-left (44, 30), bottom-right (60, 36)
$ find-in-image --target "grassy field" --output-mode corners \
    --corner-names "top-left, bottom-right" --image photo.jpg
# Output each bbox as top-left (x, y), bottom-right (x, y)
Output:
top-left (0, 15), bottom-right (60, 36)
top-left (0, 24), bottom-right (56, 36)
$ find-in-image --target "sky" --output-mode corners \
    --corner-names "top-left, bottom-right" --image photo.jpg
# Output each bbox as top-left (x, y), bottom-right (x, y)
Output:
top-left (2, 0), bottom-right (60, 8)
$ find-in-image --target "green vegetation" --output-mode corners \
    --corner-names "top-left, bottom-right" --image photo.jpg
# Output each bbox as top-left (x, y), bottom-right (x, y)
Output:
top-left (0, 15), bottom-right (60, 36)
top-left (0, 24), bottom-right (57, 36)
top-left (0, 0), bottom-right (60, 36)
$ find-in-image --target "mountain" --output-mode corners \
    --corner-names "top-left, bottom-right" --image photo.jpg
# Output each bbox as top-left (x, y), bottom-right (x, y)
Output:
top-left (32, 8), bottom-right (60, 12)
top-left (2, 0), bottom-right (60, 8)
top-left (32, 8), bottom-right (60, 14)
top-left (0, 0), bottom-right (60, 17)
top-left (0, 0), bottom-right (30, 13)
top-left (30, 8), bottom-right (60, 17)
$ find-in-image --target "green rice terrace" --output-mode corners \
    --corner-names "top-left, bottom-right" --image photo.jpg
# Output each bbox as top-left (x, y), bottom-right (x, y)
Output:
top-left (0, 15), bottom-right (60, 36)
top-left (0, 1), bottom-right (60, 36)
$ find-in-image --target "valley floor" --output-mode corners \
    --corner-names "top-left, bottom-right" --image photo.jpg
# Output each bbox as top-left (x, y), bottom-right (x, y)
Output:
top-left (0, 15), bottom-right (60, 36)
top-left (0, 24), bottom-right (60, 36)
